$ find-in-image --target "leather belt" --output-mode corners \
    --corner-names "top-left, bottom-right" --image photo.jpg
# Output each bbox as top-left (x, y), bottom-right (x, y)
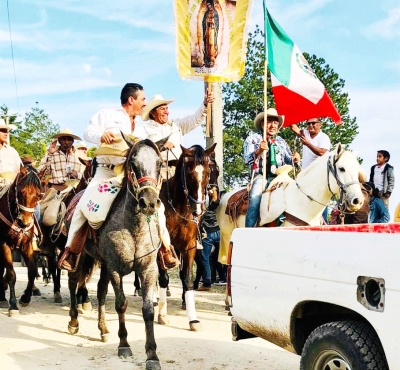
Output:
top-left (97, 163), bottom-right (116, 170)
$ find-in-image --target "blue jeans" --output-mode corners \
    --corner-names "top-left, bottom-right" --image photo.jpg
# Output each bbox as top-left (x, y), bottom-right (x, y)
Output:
top-left (245, 175), bottom-right (272, 227)
top-left (201, 230), bottom-right (220, 286)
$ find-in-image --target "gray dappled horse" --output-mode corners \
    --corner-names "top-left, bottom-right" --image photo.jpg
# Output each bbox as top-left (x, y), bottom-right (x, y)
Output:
top-left (67, 136), bottom-right (167, 370)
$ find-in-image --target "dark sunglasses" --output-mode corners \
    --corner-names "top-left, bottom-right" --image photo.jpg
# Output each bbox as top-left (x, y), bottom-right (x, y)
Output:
top-left (307, 121), bottom-right (320, 125)
top-left (0, 128), bottom-right (9, 133)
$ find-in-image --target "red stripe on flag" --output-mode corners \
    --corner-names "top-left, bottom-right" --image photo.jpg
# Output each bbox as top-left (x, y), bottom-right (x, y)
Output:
top-left (272, 85), bottom-right (341, 127)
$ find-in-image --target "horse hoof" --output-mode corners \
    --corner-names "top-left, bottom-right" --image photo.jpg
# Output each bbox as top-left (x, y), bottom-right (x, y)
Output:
top-left (77, 304), bottom-right (84, 314)
top-left (157, 314), bottom-right (170, 325)
top-left (118, 347), bottom-right (132, 358)
top-left (166, 288), bottom-right (171, 297)
top-left (82, 301), bottom-right (92, 311)
top-left (134, 289), bottom-right (141, 297)
top-left (68, 323), bottom-right (79, 335)
top-left (146, 360), bottom-right (161, 370)
top-left (181, 302), bottom-right (186, 310)
top-left (54, 292), bottom-right (62, 304)
top-left (32, 288), bottom-right (41, 297)
top-left (189, 320), bottom-right (202, 332)
top-left (0, 300), bottom-right (8, 309)
top-left (153, 301), bottom-right (158, 307)
top-left (8, 308), bottom-right (19, 317)
top-left (19, 299), bottom-right (29, 308)
top-left (101, 333), bottom-right (110, 343)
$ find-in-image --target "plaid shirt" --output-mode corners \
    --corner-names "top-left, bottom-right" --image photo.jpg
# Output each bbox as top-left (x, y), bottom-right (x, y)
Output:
top-left (243, 132), bottom-right (293, 176)
top-left (38, 148), bottom-right (82, 184)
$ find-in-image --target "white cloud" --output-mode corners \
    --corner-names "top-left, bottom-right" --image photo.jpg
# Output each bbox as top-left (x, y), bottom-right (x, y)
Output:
top-left (363, 7), bottom-right (400, 39)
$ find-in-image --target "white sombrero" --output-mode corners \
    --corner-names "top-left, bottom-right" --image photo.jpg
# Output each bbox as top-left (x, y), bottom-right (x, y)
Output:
top-left (141, 94), bottom-right (174, 121)
top-left (0, 118), bottom-right (17, 131)
top-left (254, 108), bottom-right (284, 131)
top-left (74, 141), bottom-right (88, 150)
top-left (52, 128), bottom-right (82, 141)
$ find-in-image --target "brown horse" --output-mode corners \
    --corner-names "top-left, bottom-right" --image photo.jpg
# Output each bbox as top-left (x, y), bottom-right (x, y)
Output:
top-left (0, 166), bottom-right (42, 315)
top-left (39, 158), bottom-right (92, 304)
top-left (158, 143), bottom-right (216, 331)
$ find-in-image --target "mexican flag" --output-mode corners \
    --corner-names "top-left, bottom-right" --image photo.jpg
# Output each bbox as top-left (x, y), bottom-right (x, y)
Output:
top-left (264, 5), bottom-right (341, 127)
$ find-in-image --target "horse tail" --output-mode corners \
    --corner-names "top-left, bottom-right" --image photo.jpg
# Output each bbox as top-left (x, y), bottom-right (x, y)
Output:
top-left (78, 253), bottom-right (98, 287)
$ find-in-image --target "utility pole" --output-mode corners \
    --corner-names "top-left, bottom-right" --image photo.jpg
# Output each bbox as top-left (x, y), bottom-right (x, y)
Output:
top-left (205, 82), bottom-right (224, 189)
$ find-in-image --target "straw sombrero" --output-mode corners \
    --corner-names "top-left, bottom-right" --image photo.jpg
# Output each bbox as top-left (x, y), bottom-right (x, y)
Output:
top-left (94, 135), bottom-right (130, 157)
top-left (254, 108), bottom-right (284, 131)
top-left (0, 118), bottom-right (17, 131)
top-left (141, 94), bottom-right (174, 121)
top-left (74, 141), bottom-right (88, 150)
top-left (52, 128), bottom-right (82, 141)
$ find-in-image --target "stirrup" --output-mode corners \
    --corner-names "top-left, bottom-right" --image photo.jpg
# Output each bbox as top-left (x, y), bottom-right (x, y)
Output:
top-left (158, 245), bottom-right (180, 271)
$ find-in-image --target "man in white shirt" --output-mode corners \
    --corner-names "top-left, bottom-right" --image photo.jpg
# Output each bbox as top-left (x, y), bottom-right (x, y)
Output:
top-left (0, 118), bottom-right (22, 187)
top-left (140, 89), bottom-right (214, 162)
top-left (291, 118), bottom-right (331, 170)
top-left (58, 83), bottom-right (179, 271)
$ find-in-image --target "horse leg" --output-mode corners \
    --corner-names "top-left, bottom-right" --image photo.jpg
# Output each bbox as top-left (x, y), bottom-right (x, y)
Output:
top-left (194, 249), bottom-right (203, 290)
top-left (133, 273), bottom-right (141, 296)
top-left (0, 265), bottom-right (7, 308)
top-left (109, 270), bottom-right (132, 357)
top-left (19, 248), bottom-right (39, 306)
top-left (48, 254), bottom-right (62, 303)
top-left (139, 268), bottom-right (160, 370)
top-left (68, 269), bottom-right (80, 334)
top-left (1, 245), bottom-right (18, 314)
top-left (78, 283), bottom-right (92, 311)
top-left (180, 251), bottom-right (202, 332)
top-left (157, 269), bottom-right (170, 325)
top-left (97, 264), bottom-right (110, 342)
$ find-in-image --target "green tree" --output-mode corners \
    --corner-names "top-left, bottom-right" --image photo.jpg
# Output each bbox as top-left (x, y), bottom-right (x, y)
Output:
top-left (222, 26), bottom-right (358, 188)
top-left (1, 104), bottom-right (60, 160)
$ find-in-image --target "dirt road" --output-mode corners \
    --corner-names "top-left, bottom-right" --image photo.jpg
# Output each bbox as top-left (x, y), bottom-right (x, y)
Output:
top-left (0, 266), bottom-right (300, 370)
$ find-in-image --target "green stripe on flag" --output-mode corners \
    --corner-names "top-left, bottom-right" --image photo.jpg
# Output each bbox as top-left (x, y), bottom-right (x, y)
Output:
top-left (264, 4), bottom-right (294, 87)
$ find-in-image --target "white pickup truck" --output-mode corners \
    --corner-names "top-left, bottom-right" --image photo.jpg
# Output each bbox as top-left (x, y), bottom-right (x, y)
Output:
top-left (227, 223), bottom-right (400, 370)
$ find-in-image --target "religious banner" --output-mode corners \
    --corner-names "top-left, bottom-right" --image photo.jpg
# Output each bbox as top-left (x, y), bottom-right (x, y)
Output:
top-left (174, 0), bottom-right (254, 82)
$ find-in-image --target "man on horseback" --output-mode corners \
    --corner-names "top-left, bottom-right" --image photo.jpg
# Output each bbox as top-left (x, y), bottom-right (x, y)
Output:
top-left (59, 83), bottom-right (180, 272)
top-left (244, 108), bottom-right (300, 227)
top-left (38, 128), bottom-right (83, 191)
top-left (140, 90), bottom-right (214, 166)
top-left (0, 118), bottom-right (22, 189)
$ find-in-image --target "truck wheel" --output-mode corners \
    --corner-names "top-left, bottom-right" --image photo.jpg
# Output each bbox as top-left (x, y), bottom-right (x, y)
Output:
top-left (300, 320), bottom-right (388, 370)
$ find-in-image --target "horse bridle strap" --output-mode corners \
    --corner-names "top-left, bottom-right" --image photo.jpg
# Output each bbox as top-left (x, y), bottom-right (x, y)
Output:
top-left (0, 211), bottom-right (34, 249)
top-left (17, 203), bottom-right (36, 212)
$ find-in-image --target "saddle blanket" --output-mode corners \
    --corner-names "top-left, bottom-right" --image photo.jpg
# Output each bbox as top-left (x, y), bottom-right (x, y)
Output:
top-left (81, 174), bottom-right (123, 229)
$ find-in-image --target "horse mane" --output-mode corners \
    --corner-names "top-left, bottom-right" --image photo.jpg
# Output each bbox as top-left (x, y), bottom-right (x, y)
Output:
top-left (296, 150), bottom-right (330, 181)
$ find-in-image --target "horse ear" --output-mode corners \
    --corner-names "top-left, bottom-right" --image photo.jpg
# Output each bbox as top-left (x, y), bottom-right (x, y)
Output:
top-left (155, 135), bottom-right (171, 152)
top-left (205, 143), bottom-right (217, 157)
top-left (180, 145), bottom-right (193, 156)
top-left (121, 131), bottom-right (136, 148)
top-left (334, 143), bottom-right (344, 157)
top-left (78, 157), bottom-right (90, 167)
top-left (20, 165), bottom-right (28, 175)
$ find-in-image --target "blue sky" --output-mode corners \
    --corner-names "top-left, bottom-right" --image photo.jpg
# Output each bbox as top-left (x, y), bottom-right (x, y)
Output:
top-left (2, 0), bottom-right (400, 216)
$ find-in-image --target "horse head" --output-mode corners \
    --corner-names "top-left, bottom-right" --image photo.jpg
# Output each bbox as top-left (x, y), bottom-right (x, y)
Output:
top-left (15, 166), bottom-right (41, 228)
top-left (178, 143), bottom-right (217, 216)
top-left (327, 143), bottom-right (364, 212)
top-left (122, 133), bottom-right (164, 216)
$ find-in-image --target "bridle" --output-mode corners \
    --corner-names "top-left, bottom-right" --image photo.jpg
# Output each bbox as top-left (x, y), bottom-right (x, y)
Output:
top-left (292, 151), bottom-right (360, 224)
top-left (127, 170), bottom-right (162, 202)
top-left (181, 155), bottom-right (209, 207)
top-left (0, 171), bottom-right (40, 248)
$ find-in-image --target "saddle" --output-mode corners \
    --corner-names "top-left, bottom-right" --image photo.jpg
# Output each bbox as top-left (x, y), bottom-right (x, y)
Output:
top-left (225, 188), bottom-right (249, 222)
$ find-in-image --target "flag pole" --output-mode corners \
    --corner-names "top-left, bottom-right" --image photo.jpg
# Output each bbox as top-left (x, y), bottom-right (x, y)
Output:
top-left (262, 0), bottom-right (268, 190)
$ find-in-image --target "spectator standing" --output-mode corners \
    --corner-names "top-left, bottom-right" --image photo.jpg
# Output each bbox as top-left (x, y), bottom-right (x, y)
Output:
top-left (291, 118), bottom-right (331, 222)
top-left (369, 150), bottom-right (394, 209)
top-left (363, 182), bottom-right (390, 223)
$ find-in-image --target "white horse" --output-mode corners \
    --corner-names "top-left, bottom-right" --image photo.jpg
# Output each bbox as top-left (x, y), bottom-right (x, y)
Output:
top-left (217, 144), bottom-right (364, 264)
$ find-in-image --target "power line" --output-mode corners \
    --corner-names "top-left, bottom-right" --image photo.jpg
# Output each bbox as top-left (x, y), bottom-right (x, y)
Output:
top-left (6, 0), bottom-right (20, 112)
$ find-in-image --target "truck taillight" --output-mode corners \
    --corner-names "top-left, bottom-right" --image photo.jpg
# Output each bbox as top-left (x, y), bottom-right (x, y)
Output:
top-left (226, 241), bottom-right (233, 307)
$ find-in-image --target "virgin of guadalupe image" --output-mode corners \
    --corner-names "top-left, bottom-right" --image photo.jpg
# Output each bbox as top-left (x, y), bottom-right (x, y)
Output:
top-left (190, 0), bottom-right (234, 70)
top-left (203, 0), bottom-right (219, 67)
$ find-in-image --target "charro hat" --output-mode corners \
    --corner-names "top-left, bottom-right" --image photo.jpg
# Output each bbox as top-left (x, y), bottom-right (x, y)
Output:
top-left (21, 155), bottom-right (35, 164)
top-left (0, 118), bottom-right (17, 131)
top-left (74, 141), bottom-right (88, 150)
top-left (141, 94), bottom-right (174, 121)
top-left (254, 108), bottom-right (284, 131)
top-left (94, 134), bottom-right (131, 157)
top-left (52, 128), bottom-right (82, 141)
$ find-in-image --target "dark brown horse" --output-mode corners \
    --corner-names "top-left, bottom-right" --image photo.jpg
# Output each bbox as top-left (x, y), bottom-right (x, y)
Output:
top-left (158, 143), bottom-right (216, 331)
top-left (39, 158), bottom-right (92, 304)
top-left (0, 167), bottom-right (42, 315)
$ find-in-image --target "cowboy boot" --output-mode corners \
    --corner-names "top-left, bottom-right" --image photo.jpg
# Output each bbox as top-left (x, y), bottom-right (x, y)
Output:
top-left (58, 247), bottom-right (80, 272)
top-left (160, 245), bottom-right (180, 269)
